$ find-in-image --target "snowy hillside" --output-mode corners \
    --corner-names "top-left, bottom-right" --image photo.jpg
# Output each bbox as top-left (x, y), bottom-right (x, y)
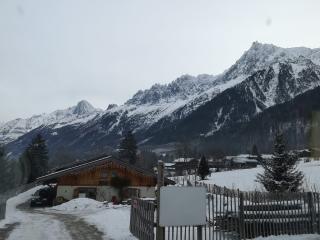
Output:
top-left (0, 100), bottom-right (102, 144)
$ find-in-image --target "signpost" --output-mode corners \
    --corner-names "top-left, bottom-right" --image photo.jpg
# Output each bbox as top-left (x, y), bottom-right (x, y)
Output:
top-left (156, 161), bottom-right (165, 240)
top-left (159, 186), bottom-right (206, 227)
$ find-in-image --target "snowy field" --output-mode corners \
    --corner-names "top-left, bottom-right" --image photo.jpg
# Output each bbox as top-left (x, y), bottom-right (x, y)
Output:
top-left (255, 235), bottom-right (320, 240)
top-left (203, 160), bottom-right (320, 191)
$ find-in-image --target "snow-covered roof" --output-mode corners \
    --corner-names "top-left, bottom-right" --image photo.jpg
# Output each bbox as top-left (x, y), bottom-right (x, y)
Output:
top-left (173, 158), bottom-right (195, 163)
top-left (225, 155), bottom-right (258, 163)
top-left (164, 163), bottom-right (175, 167)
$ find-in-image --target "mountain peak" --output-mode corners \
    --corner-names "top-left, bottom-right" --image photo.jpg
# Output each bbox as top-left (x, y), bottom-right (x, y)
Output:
top-left (126, 74), bottom-right (217, 105)
top-left (73, 100), bottom-right (96, 115)
top-left (250, 41), bottom-right (276, 49)
top-left (221, 42), bottom-right (320, 83)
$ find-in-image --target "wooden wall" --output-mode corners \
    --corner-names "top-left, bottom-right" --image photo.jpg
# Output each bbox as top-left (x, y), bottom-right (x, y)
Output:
top-left (57, 161), bottom-right (156, 187)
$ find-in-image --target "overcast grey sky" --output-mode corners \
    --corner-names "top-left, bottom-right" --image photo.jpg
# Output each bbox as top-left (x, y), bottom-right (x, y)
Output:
top-left (1, 0), bottom-right (320, 122)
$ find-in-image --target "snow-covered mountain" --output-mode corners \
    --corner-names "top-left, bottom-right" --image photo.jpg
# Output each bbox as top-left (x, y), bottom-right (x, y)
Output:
top-left (4, 42), bottom-right (320, 161)
top-left (0, 100), bottom-right (102, 144)
top-left (91, 42), bottom-right (320, 137)
top-left (152, 56), bottom-right (320, 141)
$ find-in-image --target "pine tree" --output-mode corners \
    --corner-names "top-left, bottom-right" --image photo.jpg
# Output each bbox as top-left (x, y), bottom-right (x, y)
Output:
top-left (119, 130), bottom-right (137, 165)
top-left (0, 146), bottom-right (11, 191)
top-left (252, 144), bottom-right (259, 156)
top-left (251, 144), bottom-right (263, 163)
top-left (257, 133), bottom-right (304, 193)
top-left (19, 150), bottom-right (32, 184)
top-left (198, 155), bottom-right (210, 180)
top-left (26, 134), bottom-right (49, 182)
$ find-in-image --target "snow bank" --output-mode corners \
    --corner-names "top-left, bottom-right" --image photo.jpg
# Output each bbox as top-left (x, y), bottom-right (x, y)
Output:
top-left (255, 234), bottom-right (320, 239)
top-left (0, 186), bottom-right (42, 228)
top-left (84, 204), bottom-right (136, 240)
top-left (50, 198), bottom-right (105, 212)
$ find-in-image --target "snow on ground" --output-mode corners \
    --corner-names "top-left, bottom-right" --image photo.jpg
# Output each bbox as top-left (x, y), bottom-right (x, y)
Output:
top-left (0, 186), bottom-right (72, 240)
top-left (255, 234), bottom-right (320, 240)
top-left (7, 213), bottom-right (72, 240)
top-left (0, 186), bottom-right (43, 228)
top-left (84, 204), bottom-right (135, 240)
top-left (47, 198), bottom-right (136, 240)
top-left (4, 160), bottom-right (320, 240)
top-left (203, 160), bottom-right (320, 191)
top-left (50, 198), bottom-right (105, 212)
top-left (1, 188), bottom-right (135, 240)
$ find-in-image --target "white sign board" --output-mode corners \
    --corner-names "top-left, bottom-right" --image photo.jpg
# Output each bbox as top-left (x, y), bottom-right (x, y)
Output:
top-left (159, 186), bottom-right (206, 227)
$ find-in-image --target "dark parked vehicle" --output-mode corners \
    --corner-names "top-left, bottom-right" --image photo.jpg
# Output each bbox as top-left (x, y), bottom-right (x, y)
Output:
top-left (30, 186), bottom-right (56, 208)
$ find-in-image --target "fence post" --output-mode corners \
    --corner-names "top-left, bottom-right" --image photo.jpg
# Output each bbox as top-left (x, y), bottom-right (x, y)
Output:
top-left (156, 161), bottom-right (165, 240)
top-left (239, 192), bottom-right (245, 240)
top-left (197, 225), bottom-right (202, 240)
top-left (308, 192), bottom-right (316, 234)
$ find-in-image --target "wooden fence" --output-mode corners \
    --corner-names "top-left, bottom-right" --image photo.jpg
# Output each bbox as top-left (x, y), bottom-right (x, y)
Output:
top-left (130, 198), bottom-right (155, 240)
top-left (130, 183), bottom-right (320, 239)
top-left (238, 191), bottom-right (320, 238)
top-left (201, 183), bottom-right (320, 239)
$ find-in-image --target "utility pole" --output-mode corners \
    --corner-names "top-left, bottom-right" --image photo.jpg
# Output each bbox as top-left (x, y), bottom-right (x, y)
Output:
top-left (156, 160), bottom-right (165, 240)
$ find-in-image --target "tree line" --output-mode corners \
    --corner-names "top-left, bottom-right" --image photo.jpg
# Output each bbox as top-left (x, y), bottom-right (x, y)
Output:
top-left (0, 134), bottom-right (49, 192)
top-left (0, 129), bottom-right (304, 194)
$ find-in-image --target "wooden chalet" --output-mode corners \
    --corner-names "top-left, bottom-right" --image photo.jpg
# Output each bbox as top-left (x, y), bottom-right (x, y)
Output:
top-left (172, 158), bottom-right (199, 175)
top-left (37, 155), bottom-right (174, 202)
top-left (224, 155), bottom-right (258, 169)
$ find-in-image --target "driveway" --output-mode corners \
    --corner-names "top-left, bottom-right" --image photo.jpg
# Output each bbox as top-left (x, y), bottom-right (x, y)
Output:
top-left (0, 202), bottom-right (104, 240)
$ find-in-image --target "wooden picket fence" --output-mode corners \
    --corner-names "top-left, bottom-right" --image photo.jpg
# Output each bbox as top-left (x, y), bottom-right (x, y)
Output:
top-left (130, 198), bottom-right (156, 240)
top-left (130, 183), bottom-right (320, 240)
top-left (239, 191), bottom-right (320, 238)
top-left (201, 183), bottom-right (320, 239)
